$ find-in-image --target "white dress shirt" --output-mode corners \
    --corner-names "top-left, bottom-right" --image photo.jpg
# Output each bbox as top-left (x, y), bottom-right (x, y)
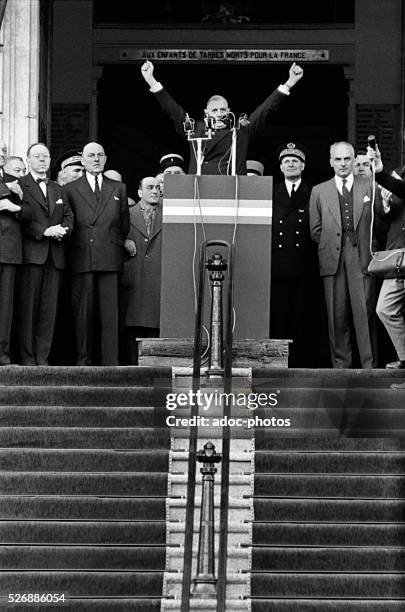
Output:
top-left (86, 172), bottom-right (103, 192)
top-left (334, 173), bottom-right (354, 195)
top-left (285, 178), bottom-right (301, 197)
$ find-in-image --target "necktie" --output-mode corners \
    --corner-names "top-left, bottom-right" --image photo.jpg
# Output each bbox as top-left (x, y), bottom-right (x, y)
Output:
top-left (36, 177), bottom-right (48, 200)
top-left (291, 183), bottom-right (296, 197)
top-left (94, 175), bottom-right (101, 201)
top-left (342, 178), bottom-right (350, 200)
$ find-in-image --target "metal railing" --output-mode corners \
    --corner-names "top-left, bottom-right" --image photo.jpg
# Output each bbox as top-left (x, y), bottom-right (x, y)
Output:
top-left (181, 239), bottom-right (234, 612)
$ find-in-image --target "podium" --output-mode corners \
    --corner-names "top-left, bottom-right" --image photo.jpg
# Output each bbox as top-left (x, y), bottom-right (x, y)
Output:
top-left (160, 175), bottom-right (273, 340)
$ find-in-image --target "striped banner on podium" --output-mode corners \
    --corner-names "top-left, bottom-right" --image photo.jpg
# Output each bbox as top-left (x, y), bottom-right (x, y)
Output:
top-left (163, 175), bottom-right (272, 225)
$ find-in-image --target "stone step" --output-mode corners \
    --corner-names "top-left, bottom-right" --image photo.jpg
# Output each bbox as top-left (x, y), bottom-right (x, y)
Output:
top-left (0, 545), bottom-right (167, 570)
top-left (0, 365), bottom-right (171, 387)
top-left (0, 386), bottom-right (169, 406)
top-left (164, 571), bottom-right (249, 599)
top-left (0, 449), bottom-right (169, 472)
top-left (250, 572), bottom-right (405, 598)
top-left (0, 599), bottom-right (162, 612)
top-left (254, 474), bottom-right (405, 498)
top-left (163, 599), bottom-right (249, 610)
top-left (0, 405), bottom-right (166, 427)
top-left (251, 600), bottom-right (404, 611)
top-left (0, 427), bottom-right (170, 448)
top-left (253, 498), bottom-right (405, 522)
top-left (168, 521), bottom-right (250, 547)
top-left (0, 571), bottom-right (164, 597)
top-left (251, 546), bottom-right (405, 571)
top-left (0, 496), bottom-right (166, 520)
top-left (253, 523), bottom-right (405, 547)
top-left (166, 545), bottom-right (249, 572)
top-left (0, 472), bottom-right (168, 496)
top-left (169, 473), bottom-right (251, 497)
top-left (0, 521), bottom-right (166, 544)
top-left (255, 451), bottom-right (405, 474)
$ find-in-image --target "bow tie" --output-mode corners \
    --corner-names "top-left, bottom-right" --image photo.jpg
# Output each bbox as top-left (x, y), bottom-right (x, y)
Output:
top-left (36, 177), bottom-right (49, 184)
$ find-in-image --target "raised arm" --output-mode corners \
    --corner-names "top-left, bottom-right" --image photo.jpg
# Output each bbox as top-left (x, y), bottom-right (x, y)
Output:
top-left (367, 144), bottom-right (405, 200)
top-left (141, 60), bottom-right (188, 137)
top-left (248, 63), bottom-right (304, 135)
top-left (141, 60), bottom-right (160, 90)
top-left (284, 62), bottom-right (304, 91)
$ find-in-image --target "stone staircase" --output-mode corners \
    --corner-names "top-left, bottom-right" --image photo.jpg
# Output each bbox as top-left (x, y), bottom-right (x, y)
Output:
top-left (1, 366), bottom-right (405, 611)
top-left (0, 366), bottom-right (172, 611)
top-left (250, 368), bottom-right (405, 611)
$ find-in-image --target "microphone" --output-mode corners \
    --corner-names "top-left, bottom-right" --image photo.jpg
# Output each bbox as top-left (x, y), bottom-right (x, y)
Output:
top-left (183, 113), bottom-right (195, 133)
top-left (367, 134), bottom-right (377, 150)
top-left (238, 113), bottom-right (250, 128)
top-left (204, 114), bottom-right (215, 132)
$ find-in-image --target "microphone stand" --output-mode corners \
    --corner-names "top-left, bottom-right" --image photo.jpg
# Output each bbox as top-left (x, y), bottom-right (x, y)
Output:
top-left (184, 115), bottom-right (214, 176)
top-left (231, 126), bottom-right (237, 176)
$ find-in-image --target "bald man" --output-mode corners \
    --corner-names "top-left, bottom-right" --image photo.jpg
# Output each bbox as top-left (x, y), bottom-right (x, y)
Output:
top-left (63, 142), bottom-right (129, 365)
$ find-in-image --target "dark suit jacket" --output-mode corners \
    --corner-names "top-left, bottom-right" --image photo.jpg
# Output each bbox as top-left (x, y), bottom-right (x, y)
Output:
top-left (0, 171), bottom-right (31, 264)
top-left (63, 175), bottom-right (130, 274)
top-left (154, 86), bottom-right (287, 175)
top-left (19, 173), bottom-right (74, 270)
top-left (309, 175), bottom-right (381, 276)
top-left (121, 201), bottom-right (162, 328)
top-left (376, 168), bottom-right (405, 200)
top-left (374, 170), bottom-right (405, 249)
top-left (271, 180), bottom-right (318, 277)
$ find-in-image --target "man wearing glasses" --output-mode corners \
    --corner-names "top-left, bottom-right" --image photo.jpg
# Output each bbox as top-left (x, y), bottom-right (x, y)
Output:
top-left (17, 143), bottom-right (73, 365)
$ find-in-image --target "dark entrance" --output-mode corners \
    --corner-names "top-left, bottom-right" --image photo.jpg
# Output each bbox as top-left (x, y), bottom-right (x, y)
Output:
top-left (98, 62), bottom-right (348, 195)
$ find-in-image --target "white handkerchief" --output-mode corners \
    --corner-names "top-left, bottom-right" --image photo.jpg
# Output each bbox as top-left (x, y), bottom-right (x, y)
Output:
top-left (363, 195), bottom-right (371, 202)
top-left (114, 196), bottom-right (120, 201)
top-left (56, 198), bottom-right (63, 204)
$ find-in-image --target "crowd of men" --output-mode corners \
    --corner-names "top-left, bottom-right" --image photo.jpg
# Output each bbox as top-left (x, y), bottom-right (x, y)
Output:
top-left (0, 59), bottom-right (404, 370)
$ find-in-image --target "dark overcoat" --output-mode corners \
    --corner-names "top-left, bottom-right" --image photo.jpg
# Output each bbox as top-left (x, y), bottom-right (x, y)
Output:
top-left (0, 172), bottom-right (31, 264)
top-left (121, 202), bottom-right (162, 328)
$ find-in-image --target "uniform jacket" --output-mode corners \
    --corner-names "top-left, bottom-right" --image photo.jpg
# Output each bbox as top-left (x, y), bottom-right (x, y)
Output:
top-left (271, 180), bottom-right (318, 277)
top-left (309, 175), bottom-right (381, 276)
top-left (121, 201), bottom-right (162, 328)
top-left (63, 175), bottom-right (130, 274)
top-left (19, 173), bottom-right (74, 270)
top-left (154, 87), bottom-right (287, 175)
top-left (0, 171), bottom-right (31, 264)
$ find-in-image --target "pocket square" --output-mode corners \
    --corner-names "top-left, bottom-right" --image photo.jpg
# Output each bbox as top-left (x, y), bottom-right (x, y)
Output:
top-left (363, 195), bottom-right (371, 202)
top-left (114, 196), bottom-right (120, 201)
top-left (56, 198), bottom-right (63, 204)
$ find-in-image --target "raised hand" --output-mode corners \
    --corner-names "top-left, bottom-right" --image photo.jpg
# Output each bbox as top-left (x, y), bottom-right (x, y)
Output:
top-left (285, 63), bottom-right (304, 89)
top-left (141, 60), bottom-right (157, 87)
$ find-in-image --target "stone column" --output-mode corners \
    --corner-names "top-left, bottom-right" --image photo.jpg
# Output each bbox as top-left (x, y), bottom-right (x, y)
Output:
top-left (0, 0), bottom-right (40, 156)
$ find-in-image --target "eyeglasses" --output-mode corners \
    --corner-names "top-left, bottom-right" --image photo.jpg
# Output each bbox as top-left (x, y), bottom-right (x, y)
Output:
top-left (31, 153), bottom-right (50, 159)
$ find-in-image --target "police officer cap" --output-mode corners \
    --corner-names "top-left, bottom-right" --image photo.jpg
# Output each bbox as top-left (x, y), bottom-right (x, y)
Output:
top-left (278, 142), bottom-right (306, 163)
top-left (246, 160), bottom-right (264, 176)
top-left (160, 153), bottom-right (185, 173)
top-left (58, 150), bottom-right (84, 170)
